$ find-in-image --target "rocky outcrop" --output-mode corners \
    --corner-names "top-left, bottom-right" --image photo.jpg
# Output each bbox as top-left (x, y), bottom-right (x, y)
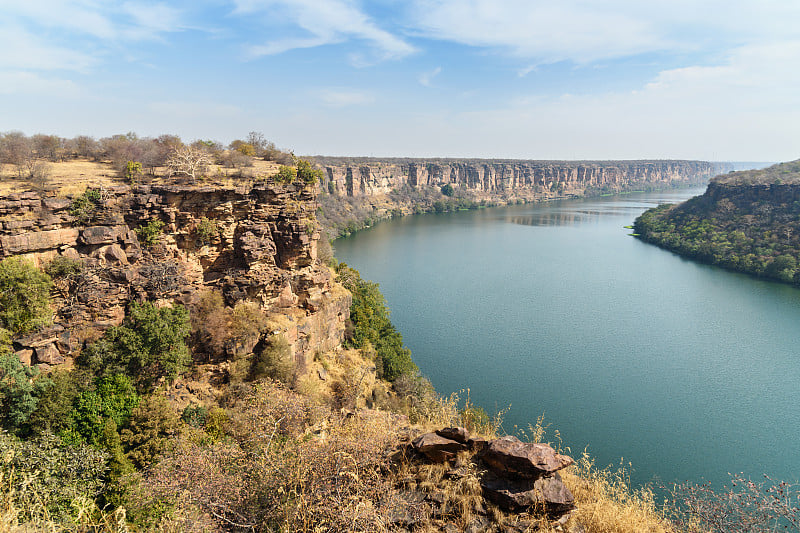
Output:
top-left (409, 427), bottom-right (576, 522)
top-left (316, 157), bottom-right (731, 200)
top-left (0, 183), bottom-right (350, 369)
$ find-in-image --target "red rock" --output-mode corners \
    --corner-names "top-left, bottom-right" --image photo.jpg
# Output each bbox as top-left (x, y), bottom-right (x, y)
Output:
top-left (412, 432), bottom-right (467, 462)
top-left (483, 436), bottom-right (573, 479)
top-left (436, 427), bottom-right (470, 443)
top-left (481, 470), bottom-right (575, 514)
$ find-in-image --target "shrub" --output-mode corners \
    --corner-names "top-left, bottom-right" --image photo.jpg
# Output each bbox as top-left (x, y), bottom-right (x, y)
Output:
top-left (251, 334), bottom-right (294, 383)
top-left (69, 188), bottom-right (102, 223)
top-left (441, 183), bottom-right (455, 196)
top-left (45, 255), bottom-right (84, 279)
top-left (181, 404), bottom-right (207, 428)
top-left (79, 302), bottom-right (191, 389)
top-left (0, 352), bottom-right (51, 433)
top-left (25, 368), bottom-right (92, 437)
top-left (135, 219), bottom-right (165, 246)
top-left (121, 393), bottom-right (180, 469)
top-left (296, 158), bottom-right (323, 185)
top-left (63, 373), bottom-right (139, 447)
top-left (273, 165), bottom-right (297, 184)
top-left (195, 217), bottom-right (218, 245)
top-left (0, 256), bottom-right (52, 335)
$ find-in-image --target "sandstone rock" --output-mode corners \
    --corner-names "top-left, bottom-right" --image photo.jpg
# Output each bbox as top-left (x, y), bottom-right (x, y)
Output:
top-left (0, 228), bottom-right (79, 255)
top-left (104, 244), bottom-right (128, 264)
top-left (14, 325), bottom-right (65, 349)
top-left (436, 427), bottom-right (470, 443)
top-left (35, 343), bottom-right (65, 365)
top-left (468, 436), bottom-right (490, 454)
top-left (15, 349), bottom-right (33, 365)
top-left (483, 436), bottom-right (573, 479)
top-left (481, 470), bottom-right (575, 514)
top-left (80, 225), bottom-right (122, 245)
top-left (42, 198), bottom-right (71, 210)
top-left (412, 432), bottom-right (468, 462)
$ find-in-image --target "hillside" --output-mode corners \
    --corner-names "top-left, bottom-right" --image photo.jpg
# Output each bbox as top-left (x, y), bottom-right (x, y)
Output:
top-left (634, 159), bottom-right (800, 284)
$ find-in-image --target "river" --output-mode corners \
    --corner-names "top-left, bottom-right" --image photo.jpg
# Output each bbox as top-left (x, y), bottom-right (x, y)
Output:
top-left (333, 187), bottom-right (800, 488)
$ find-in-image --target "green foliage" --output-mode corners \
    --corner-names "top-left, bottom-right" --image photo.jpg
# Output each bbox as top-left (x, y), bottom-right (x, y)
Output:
top-left (440, 183), bottom-right (455, 196)
top-left (274, 165), bottom-right (297, 184)
top-left (64, 373), bottom-right (139, 447)
top-left (124, 160), bottom-right (142, 182)
top-left (79, 302), bottom-right (191, 389)
top-left (296, 158), bottom-right (323, 185)
top-left (25, 368), bottom-right (92, 437)
top-left (181, 404), bottom-right (207, 428)
top-left (634, 182), bottom-right (800, 287)
top-left (251, 334), bottom-right (295, 383)
top-left (135, 219), bottom-right (165, 247)
top-left (69, 188), bottom-right (102, 223)
top-left (121, 394), bottom-right (180, 469)
top-left (0, 256), bottom-right (52, 335)
top-left (45, 255), bottom-right (84, 279)
top-left (0, 352), bottom-right (51, 432)
top-left (0, 431), bottom-right (108, 524)
top-left (195, 216), bottom-right (218, 245)
top-left (336, 264), bottom-right (417, 381)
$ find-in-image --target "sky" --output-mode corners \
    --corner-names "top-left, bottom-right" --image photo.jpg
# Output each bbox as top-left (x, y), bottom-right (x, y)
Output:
top-left (1, 0), bottom-right (799, 161)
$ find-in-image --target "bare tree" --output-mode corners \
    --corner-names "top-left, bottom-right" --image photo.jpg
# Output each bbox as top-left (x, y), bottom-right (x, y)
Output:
top-left (0, 131), bottom-right (34, 177)
top-left (166, 146), bottom-right (213, 181)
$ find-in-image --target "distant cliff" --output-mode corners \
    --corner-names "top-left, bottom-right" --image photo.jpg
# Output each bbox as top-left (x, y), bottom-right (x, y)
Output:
top-left (634, 159), bottom-right (800, 285)
top-left (315, 157), bottom-right (728, 198)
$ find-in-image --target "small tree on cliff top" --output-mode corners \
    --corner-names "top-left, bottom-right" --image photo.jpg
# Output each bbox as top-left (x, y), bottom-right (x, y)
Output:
top-left (166, 145), bottom-right (212, 181)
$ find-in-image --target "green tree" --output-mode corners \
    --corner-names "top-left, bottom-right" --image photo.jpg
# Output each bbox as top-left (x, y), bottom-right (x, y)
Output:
top-left (296, 159), bottom-right (323, 185)
top-left (0, 257), bottom-right (52, 335)
top-left (441, 183), bottom-right (455, 197)
top-left (63, 373), bottom-right (139, 446)
top-left (0, 345), bottom-right (51, 432)
top-left (273, 165), bottom-right (297, 184)
top-left (80, 302), bottom-right (191, 389)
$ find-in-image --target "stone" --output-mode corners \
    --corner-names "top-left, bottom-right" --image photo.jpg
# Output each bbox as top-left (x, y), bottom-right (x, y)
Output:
top-left (468, 436), bottom-right (490, 454)
top-left (412, 432), bottom-right (468, 462)
top-left (14, 325), bottom-right (65, 349)
top-left (483, 436), bottom-right (573, 479)
top-left (80, 225), bottom-right (122, 245)
top-left (0, 228), bottom-right (80, 254)
top-left (436, 426), bottom-right (470, 443)
top-left (104, 244), bottom-right (129, 264)
top-left (35, 343), bottom-right (65, 365)
top-left (317, 366), bottom-right (328, 381)
top-left (481, 471), bottom-right (575, 514)
top-left (15, 349), bottom-right (33, 366)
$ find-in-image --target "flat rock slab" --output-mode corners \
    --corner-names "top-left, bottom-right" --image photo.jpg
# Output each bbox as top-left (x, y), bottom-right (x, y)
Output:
top-left (436, 426), bottom-right (470, 443)
top-left (481, 470), bottom-right (575, 514)
top-left (483, 436), bottom-right (573, 478)
top-left (412, 432), bottom-right (468, 462)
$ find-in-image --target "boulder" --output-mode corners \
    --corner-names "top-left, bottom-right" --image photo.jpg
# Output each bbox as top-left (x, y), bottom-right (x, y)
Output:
top-left (35, 343), bottom-right (65, 365)
top-left (483, 436), bottom-right (573, 479)
top-left (436, 427), bottom-right (470, 443)
top-left (412, 432), bottom-right (468, 462)
top-left (481, 470), bottom-right (575, 514)
top-left (15, 349), bottom-right (33, 366)
top-left (80, 225), bottom-right (123, 245)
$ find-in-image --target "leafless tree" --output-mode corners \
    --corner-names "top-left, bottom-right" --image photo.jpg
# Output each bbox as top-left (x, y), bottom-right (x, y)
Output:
top-left (166, 145), bottom-right (213, 181)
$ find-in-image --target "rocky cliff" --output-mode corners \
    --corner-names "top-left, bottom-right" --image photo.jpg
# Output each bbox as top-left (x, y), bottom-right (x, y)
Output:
top-left (315, 157), bottom-right (729, 199)
top-left (0, 183), bottom-right (350, 369)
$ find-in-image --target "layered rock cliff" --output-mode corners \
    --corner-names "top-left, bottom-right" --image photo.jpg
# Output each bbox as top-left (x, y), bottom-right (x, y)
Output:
top-left (0, 183), bottom-right (350, 369)
top-left (315, 157), bottom-right (729, 199)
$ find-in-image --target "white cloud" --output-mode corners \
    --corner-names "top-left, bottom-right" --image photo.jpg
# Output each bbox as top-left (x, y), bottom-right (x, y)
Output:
top-left (234, 0), bottom-right (415, 62)
top-left (403, 0), bottom-right (800, 64)
top-left (418, 66), bottom-right (441, 87)
top-left (0, 70), bottom-right (79, 95)
top-left (316, 88), bottom-right (375, 107)
top-left (0, 25), bottom-right (96, 71)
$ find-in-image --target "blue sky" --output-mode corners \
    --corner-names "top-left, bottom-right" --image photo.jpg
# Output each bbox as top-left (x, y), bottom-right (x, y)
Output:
top-left (2, 0), bottom-right (799, 161)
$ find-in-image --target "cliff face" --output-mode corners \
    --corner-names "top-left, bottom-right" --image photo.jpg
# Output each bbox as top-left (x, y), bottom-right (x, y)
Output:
top-left (316, 158), bottom-right (728, 199)
top-left (0, 183), bottom-right (350, 369)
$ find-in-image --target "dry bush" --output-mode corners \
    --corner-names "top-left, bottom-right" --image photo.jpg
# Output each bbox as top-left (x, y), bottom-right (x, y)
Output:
top-left (140, 381), bottom-right (402, 532)
top-left (561, 452), bottom-right (674, 533)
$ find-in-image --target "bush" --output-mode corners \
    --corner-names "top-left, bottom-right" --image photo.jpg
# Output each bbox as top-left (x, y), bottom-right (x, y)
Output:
top-left (69, 188), bottom-right (102, 223)
top-left (0, 256), bottom-right (52, 335)
top-left (296, 158), bottom-right (323, 185)
top-left (441, 183), bottom-right (455, 196)
top-left (135, 219), bottom-right (165, 247)
top-left (121, 394), bottom-right (180, 469)
top-left (0, 353), bottom-right (51, 433)
top-left (194, 217), bottom-right (218, 245)
top-left (251, 334), bottom-right (294, 383)
top-left (79, 302), bottom-right (191, 389)
top-left (273, 165), bottom-right (297, 184)
top-left (45, 255), bottom-right (84, 279)
top-left (63, 373), bottom-right (139, 447)
top-left (335, 263), bottom-right (417, 382)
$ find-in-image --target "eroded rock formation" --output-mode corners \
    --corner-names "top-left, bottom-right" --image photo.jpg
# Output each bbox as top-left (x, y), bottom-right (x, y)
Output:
top-left (316, 157), bottom-right (730, 199)
top-left (0, 183), bottom-right (350, 369)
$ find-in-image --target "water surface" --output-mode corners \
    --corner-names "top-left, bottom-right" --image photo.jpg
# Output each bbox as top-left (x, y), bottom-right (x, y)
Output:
top-left (335, 188), bottom-right (800, 488)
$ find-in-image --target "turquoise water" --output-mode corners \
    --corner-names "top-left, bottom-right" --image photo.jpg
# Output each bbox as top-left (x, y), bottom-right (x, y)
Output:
top-left (334, 188), bottom-right (800, 488)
